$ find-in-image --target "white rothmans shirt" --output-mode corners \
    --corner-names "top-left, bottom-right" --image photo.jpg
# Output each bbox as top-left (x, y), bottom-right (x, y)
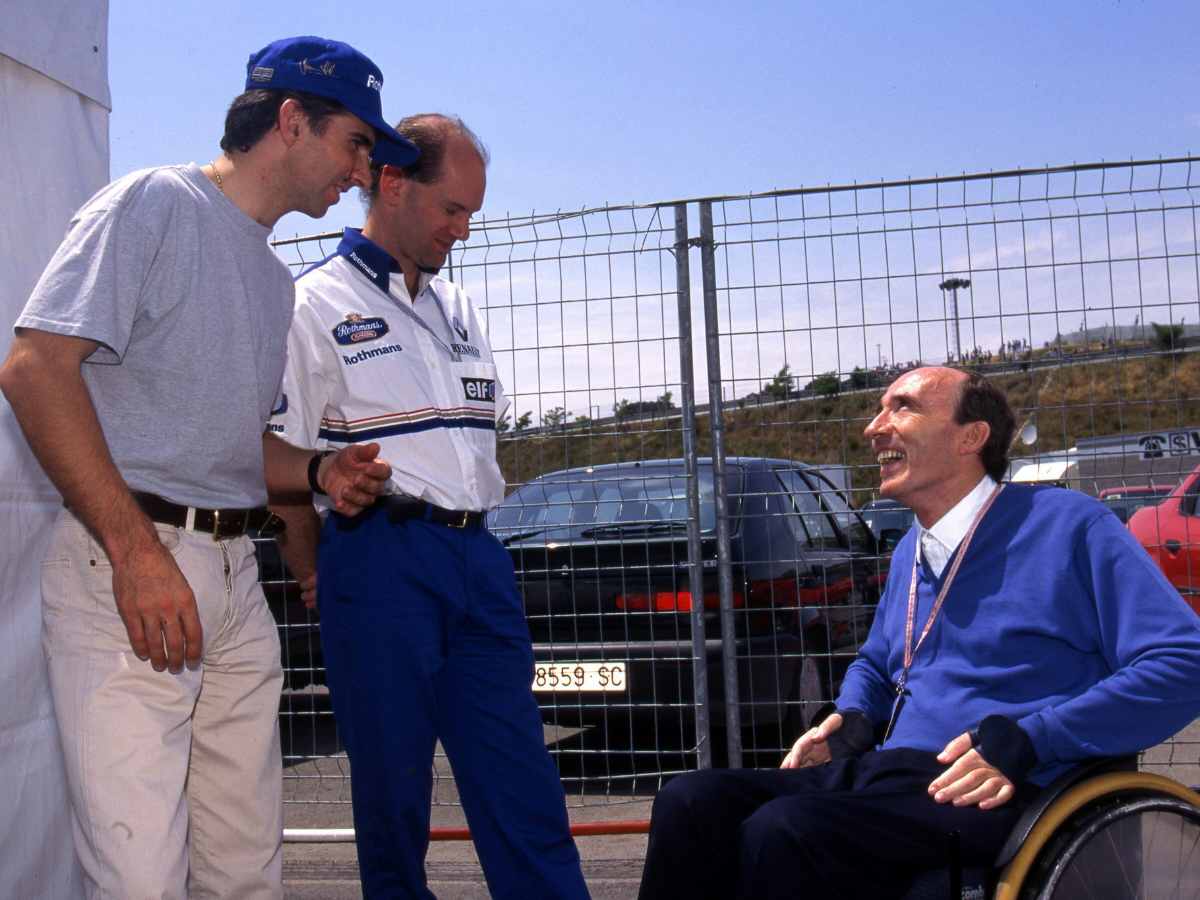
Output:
top-left (269, 229), bottom-right (510, 511)
top-left (917, 475), bottom-right (999, 578)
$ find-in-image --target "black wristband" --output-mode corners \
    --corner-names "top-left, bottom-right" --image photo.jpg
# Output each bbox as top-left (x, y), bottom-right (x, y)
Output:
top-left (307, 451), bottom-right (332, 495)
top-left (969, 714), bottom-right (1038, 783)
top-left (826, 709), bottom-right (877, 760)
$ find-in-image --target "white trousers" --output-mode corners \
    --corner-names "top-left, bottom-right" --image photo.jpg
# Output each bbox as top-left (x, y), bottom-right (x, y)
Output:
top-left (41, 510), bottom-right (284, 899)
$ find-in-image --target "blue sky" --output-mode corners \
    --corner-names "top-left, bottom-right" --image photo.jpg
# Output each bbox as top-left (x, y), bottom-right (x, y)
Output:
top-left (106, 1), bottom-right (1200, 416)
top-left (108, 0), bottom-right (1200, 239)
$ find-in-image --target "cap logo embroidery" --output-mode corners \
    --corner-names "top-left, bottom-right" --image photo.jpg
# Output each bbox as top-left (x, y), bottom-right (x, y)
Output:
top-left (366, 74), bottom-right (383, 91)
top-left (250, 66), bottom-right (274, 82)
top-left (299, 59), bottom-right (336, 77)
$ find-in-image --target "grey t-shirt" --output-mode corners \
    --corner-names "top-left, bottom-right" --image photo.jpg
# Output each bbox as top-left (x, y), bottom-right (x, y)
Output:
top-left (16, 164), bottom-right (294, 508)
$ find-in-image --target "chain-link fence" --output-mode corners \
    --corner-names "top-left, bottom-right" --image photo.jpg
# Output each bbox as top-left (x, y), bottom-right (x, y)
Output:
top-left (268, 155), bottom-right (1200, 829)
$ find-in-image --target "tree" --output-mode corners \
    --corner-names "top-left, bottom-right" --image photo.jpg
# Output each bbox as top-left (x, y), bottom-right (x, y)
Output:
top-left (655, 391), bottom-right (675, 411)
top-left (542, 407), bottom-right (566, 429)
top-left (573, 414), bottom-right (593, 429)
top-left (762, 365), bottom-right (792, 401)
top-left (1152, 321), bottom-right (1184, 353)
top-left (849, 367), bottom-right (869, 390)
top-left (512, 411), bottom-right (532, 433)
top-left (806, 371), bottom-right (840, 397)
top-left (496, 413), bottom-right (511, 434)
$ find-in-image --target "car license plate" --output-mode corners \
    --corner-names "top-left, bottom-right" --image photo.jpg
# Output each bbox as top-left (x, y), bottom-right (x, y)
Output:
top-left (532, 661), bottom-right (628, 693)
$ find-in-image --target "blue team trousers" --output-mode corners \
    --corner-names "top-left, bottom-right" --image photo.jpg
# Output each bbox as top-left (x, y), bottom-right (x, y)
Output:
top-left (317, 506), bottom-right (588, 899)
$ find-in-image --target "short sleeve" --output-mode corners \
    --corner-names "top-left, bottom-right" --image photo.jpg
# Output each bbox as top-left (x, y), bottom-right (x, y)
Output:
top-left (17, 203), bottom-right (158, 363)
top-left (269, 298), bottom-right (335, 450)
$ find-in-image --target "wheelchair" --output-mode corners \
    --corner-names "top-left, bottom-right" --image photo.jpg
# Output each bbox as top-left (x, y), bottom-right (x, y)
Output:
top-left (906, 757), bottom-right (1200, 899)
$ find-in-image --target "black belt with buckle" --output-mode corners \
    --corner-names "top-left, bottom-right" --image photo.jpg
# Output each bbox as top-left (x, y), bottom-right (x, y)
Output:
top-left (131, 491), bottom-right (282, 540)
top-left (382, 496), bottom-right (485, 529)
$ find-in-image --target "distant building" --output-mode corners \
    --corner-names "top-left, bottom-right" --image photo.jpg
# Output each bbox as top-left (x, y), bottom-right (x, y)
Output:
top-left (1011, 428), bottom-right (1200, 495)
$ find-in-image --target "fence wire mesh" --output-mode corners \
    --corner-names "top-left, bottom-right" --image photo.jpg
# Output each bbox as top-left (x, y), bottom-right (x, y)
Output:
top-left (267, 156), bottom-right (1200, 828)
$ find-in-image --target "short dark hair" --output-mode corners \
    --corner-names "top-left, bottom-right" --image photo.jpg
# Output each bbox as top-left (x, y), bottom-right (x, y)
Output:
top-left (954, 371), bottom-right (1016, 481)
top-left (363, 114), bottom-right (488, 206)
top-left (219, 89), bottom-right (347, 154)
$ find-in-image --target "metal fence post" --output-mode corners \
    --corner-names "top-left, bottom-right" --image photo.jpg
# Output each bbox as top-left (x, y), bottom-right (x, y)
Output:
top-left (673, 202), bottom-right (712, 770)
top-left (698, 201), bottom-right (742, 768)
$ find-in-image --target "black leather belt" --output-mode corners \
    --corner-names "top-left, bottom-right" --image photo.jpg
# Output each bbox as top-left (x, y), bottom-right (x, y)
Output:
top-left (131, 492), bottom-right (281, 540)
top-left (382, 496), bottom-right (485, 529)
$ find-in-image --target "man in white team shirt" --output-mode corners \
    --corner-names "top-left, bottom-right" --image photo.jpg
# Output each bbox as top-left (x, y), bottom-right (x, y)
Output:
top-left (266, 114), bottom-right (588, 899)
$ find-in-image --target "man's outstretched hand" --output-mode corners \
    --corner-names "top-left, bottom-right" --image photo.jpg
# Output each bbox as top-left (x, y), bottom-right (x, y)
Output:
top-left (781, 712), bottom-right (843, 769)
top-left (318, 443), bottom-right (391, 515)
top-left (929, 731), bottom-right (1015, 810)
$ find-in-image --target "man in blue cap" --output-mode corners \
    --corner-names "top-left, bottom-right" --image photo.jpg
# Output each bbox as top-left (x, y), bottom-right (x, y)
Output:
top-left (0, 36), bottom-right (408, 899)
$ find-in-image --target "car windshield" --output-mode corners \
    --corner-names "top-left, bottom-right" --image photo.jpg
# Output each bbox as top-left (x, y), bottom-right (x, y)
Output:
top-left (489, 465), bottom-right (723, 536)
top-left (1102, 491), bottom-right (1169, 524)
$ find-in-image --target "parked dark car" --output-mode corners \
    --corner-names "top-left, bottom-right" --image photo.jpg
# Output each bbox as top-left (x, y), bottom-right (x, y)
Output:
top-left (487, 457), bottom-right (890, 753)
top-left (859, 498), bottom-right (915, 549)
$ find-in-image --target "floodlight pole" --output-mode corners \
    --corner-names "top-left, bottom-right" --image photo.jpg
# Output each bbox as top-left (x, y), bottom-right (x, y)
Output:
top-left (939, 277), bottom-right (971, 363)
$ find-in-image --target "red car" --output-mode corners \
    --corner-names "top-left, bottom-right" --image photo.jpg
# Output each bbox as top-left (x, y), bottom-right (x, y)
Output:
top-left (1127, 465), bottom-right (1200, 614)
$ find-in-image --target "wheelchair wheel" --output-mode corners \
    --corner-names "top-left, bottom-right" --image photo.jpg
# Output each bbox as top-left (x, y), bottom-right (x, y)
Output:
top-left (1019, 793), bottom-right (1200, 899)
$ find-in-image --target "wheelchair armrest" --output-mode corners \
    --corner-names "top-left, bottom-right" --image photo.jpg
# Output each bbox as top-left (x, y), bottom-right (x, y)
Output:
top-left (993, 755), bottom-right (1137, 869)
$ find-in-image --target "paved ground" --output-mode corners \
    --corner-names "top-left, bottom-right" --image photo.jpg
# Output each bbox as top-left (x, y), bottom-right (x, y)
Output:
top-left (282, 833), bottom-right (648, 899)
top-left (279, 692), bottom-right (1200, 899)
top-left (279, 694), bottom-right (655, 898)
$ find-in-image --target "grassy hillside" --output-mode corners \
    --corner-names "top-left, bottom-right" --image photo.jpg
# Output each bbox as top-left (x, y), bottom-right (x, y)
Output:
top-left (497, 352), bottom-right (1200, 502)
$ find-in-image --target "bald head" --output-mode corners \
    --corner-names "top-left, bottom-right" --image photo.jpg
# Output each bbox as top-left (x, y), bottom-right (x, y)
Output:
top-left (363, 114), bottom-right (488, 207)
top-left (360, 113), bottom-right (487, 298)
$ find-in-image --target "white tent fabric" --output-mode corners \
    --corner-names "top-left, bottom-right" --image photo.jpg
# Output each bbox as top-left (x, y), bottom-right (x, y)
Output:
top-left (0, 0), bottom-right (110, 108)
top-left (1, 3), bottom-right (109, 895)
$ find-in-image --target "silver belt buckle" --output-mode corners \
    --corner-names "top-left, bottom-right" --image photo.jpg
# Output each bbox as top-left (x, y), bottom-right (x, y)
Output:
top-left (450, 510), bottom-right (470, 528)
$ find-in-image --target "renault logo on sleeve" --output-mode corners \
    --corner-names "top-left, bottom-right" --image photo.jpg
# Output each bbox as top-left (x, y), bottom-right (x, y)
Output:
top-left (332, 313), bottom-right (390, 346)
top-left (462, 377), bottom-right (496, 402)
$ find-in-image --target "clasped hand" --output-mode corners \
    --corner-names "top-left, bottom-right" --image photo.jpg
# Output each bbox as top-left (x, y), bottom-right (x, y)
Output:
top-left (319, 442), bottom-right (392, 515)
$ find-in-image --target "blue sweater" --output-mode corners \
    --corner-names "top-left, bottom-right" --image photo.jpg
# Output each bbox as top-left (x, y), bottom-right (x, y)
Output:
top-left (837, 484), bottom-right (1200, 785)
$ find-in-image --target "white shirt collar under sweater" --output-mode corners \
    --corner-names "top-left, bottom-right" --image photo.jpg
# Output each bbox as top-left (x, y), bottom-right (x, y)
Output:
top-left (917, 474), bottom-right (998, 578)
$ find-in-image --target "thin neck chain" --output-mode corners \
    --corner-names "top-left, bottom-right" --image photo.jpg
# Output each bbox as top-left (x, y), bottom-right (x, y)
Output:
top-left (209, 161), bottom-right (225, 194)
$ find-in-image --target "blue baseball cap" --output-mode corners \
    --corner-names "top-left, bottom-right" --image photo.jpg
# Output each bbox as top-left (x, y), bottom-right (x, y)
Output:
top-left (245, 36), bottom-right (419, 167)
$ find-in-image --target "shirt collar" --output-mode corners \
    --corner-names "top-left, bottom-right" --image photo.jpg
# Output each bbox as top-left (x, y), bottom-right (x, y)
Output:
top-left (337, 228), bottom-right (402, 293)
top-left (396, 269), bottom-right (435, 304)
top-left (919, 474), bottom-right (998, 558)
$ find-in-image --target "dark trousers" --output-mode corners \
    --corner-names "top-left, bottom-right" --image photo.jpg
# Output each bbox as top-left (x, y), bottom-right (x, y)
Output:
top-left (317, 508), bottom-right (589, 900)
top-left (637, 748), bottom-right (1033, 900)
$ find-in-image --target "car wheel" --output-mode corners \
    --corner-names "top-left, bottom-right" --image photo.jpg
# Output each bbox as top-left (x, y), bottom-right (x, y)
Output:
top-left (783, 632), bottom-right (832, 738)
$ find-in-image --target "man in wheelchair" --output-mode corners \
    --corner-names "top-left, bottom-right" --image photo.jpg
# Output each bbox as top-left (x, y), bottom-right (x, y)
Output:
top-left (637, 367), bottom-right (1200, 900)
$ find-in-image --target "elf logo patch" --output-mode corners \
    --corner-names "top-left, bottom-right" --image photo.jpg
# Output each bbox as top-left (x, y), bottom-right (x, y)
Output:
top-left (462, 377), bottom-right (495, 403)
top-left (332, 313), bottom-right (390, 346)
